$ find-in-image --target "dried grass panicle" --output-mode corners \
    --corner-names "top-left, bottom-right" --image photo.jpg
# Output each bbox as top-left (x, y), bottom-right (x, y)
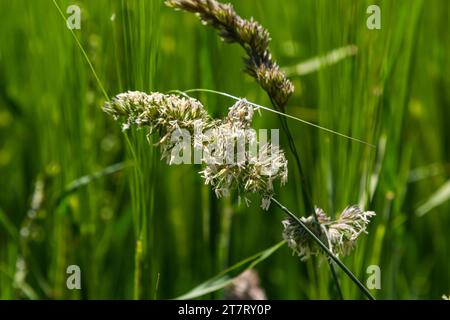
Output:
top-left (166, 0), bottom-right (294, 108)
top-left (282, 206), bottom-right (376, 260)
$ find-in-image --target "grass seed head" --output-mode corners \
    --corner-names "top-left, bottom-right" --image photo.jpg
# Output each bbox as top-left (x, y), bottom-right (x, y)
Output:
top-left (282, 214), bottom-right (327, 261)
top-left (166, 0), bottom-right (294, 108)
top-left (327, 206), bottom-right (376, 256)
top-left (103, 91), bottom-right (211, 160)
top-left (200, 117), bottom-right (288, 210)
top-left (282, 206), bottom-right (376, 259)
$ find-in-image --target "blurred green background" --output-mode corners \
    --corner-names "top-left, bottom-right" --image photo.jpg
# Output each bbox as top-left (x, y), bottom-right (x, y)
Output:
top-left (0, 0), bottom-right (448, 299)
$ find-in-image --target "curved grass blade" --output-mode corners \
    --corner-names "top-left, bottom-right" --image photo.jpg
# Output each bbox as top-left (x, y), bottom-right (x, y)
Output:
top-left (283, 45), bottom-right (358, 77)
top-left (175, 241), bottom-right (285, 300)
top-left (416, 179), bottom-right (450, 217)
top-left (56, 162), bottom-right (131, 206)
top-left (177, 88), bottom-right (374, 148)
top-left (0, 208), bottom-right (19, 240)
top-left (52, 0), bottom-right (110, 102)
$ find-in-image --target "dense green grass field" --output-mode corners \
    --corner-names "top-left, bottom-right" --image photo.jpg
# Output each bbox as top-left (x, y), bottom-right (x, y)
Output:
top-left (0, 0), bottom-right (449, 299)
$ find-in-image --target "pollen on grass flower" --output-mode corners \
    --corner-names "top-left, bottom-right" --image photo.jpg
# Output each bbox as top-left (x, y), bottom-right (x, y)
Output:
top-left (200, 137), bottom-right (288, 210)
top-left (281, 209), bottom-right (328, 261)
top-left (327, 206), bottom-right (377, 256)
top-left (200, 99), bottom-right (288, 209)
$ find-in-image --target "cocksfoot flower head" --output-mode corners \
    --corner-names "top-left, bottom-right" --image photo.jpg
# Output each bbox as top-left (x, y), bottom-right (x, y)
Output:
top-left (103, 91), bottom-right (210, 133)
top-left (282, 206), bottom-right (376, 260)
top-left (103, 91), bottom-right (211, 161)
top-left (282, 213), bottom-right (327, 261)
top-left (103, 91), bottom-right (288, 210)
top-left (200, 137), bottom-right (288, 210)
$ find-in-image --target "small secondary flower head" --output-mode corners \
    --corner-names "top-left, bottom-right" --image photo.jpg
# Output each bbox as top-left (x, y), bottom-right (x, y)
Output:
top-left (282, 206), bottom-right (376, 260)
top-left (282, 207), bottom-right (330, 261)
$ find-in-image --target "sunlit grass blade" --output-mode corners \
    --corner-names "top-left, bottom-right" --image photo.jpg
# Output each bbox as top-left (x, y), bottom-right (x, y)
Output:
top-left (283, 45), bottom-right (358, 76)
top-left (56, 162), bottom-right (131, 205)
top-left (177, 88), bottom-right (375, 147)
top-left (174, 241), bottom-right (285, 300)
top-left (416, 180), bottom-right (450, 217)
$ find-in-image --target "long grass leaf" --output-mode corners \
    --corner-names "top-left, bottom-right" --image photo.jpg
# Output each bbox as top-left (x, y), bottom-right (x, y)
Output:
top-left (56, 162), bottom-right (131, 205)
top-left (175, 241), bottom-right (285, 300)
top-left (283, 45), bottom-right (358, 76)
top-left (0, 208), bottom-right (19, 240)
top-left (51, 0), bottom-right (110, 101)
top-left (416, 180), bottom-right (450, 217)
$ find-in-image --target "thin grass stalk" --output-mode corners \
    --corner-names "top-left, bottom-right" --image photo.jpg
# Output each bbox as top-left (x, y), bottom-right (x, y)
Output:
top-left (133, 238), bottom-right (143, 299)
top-left (271, 97), bottom-right (337, 298)
top-left (180, 89), bottom-right (374, 147)
top-left (328, 262), bottom-right (344, 300)
top-left (269, 97), bottom-right (314, 214)
top-left (52, 0), bottom-right (109, 102)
